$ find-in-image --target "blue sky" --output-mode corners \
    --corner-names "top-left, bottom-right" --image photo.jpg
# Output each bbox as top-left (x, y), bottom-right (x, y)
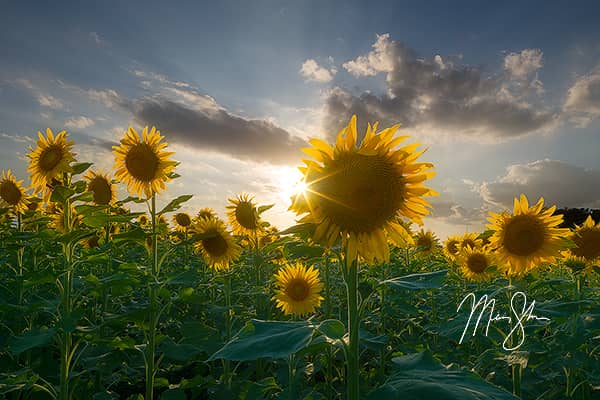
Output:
top-left (2, 0), bottom-right (600, 237)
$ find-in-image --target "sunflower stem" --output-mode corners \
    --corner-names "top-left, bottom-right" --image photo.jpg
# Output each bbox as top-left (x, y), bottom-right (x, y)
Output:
top-left (344, 255), bottom-right (360, 400)
top-left (145, 194), bottom-right (159, 400)
top-left (59, 181), bottom-right (74, 400)
top-left (223, 266), bottom-right (232, 388)
top-left (507, 277), bottom-right (522, 398)
top-left (288, 353), bottom-right (296, 400)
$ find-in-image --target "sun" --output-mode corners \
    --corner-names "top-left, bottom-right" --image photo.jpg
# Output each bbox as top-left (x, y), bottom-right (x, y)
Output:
top-left (275, 167), bottom-right (306, 202)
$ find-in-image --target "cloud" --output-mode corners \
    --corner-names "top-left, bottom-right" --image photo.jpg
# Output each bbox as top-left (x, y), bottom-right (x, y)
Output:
top-left (86, 89), bottom-right (127, 109)
top-left (89, 32), bottom-right (108, 47)
top-left (427, 195), bottom-right (488, 226)
top-left (65, 116), bottom-right (95, 129)
top-left (300, 59), bottom-right (336, 83)
top-left (124, 97), bottom-right (307, 165)
top-left (480, 159), bottom-right (600, 209)
top-left (504, 49), bottom-right (543, 80)
top-left (563, 67), bottom-right (600, 127)
top-left (328, 34), bottom-right (555, 141)
top-left (37, 93), bottom-right (64, 109)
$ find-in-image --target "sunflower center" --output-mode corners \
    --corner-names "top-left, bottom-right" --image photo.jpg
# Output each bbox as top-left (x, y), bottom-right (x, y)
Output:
top-left (467, 253), bottom-right (488, 273)
top-left (235, 202), bottom-right (258, 230)
top-left (503, 215), bottom-right (546, 256)
top-left (447, 240), bottom-right (459, 255)
top-left (285, 278), bottom-right (310, 301)
top-left (417, 236), bottom-right (433, 250)
top-left (462, 239), bottom-right (476, 249)
top-left (125, 143), bottom-right (160, 182)
top-left (89, 177), bottom-right (112, 205)
top-left (572, 228), bottom-right (600, 260)
top-left (310, 152), bottom-right (403, 233)
top-left (38, 145), bottom-right (64, 172)
top-left (202, 232), bottom-right (228, 257)
top-left (175, 213), bottom-right (192, 227)
top-left (0, 181), bottom-right (22, 205)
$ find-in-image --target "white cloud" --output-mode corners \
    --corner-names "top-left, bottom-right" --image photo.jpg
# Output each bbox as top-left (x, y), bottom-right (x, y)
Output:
top-left (504, 49), bottom-right (543, 80)
top-left (37, 93), bottom-right (64, 109)
top-left (343, 33), bottom-right (395, 77)
top-left (563, 67), bottom-right (600, 126)
top-left (87, 89), bottom-right (123, 108)
top-left (300, 59), bottom-right (336, 83)
top-left (65, 116), bottom-right (95, 129)
top-left (89, 32), bottom-right (108, 46)
top-left (480, 159), bottom-right (600, 209)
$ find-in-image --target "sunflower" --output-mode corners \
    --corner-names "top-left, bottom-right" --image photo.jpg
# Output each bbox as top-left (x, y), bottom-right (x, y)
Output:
top-left (226, 193), bottom-right (262, 235)
top-left (47, 204), bottom-right (80, 233)
top-left (196, 207), bottom-right (217, 222)
top-left (290, 115), bottom-right (436, 264)
top-left (487, 195), bottom-right (568, 276)
top-left (443, 235), bottom-right (462, 261)
top-left (272, 262), bottom-right (324, 316)
top-left (414, 229), bottom-right (439, 254)
top-left (458, 245), bottom-right (495, 282)
top-left (138, 214), bottom-right (150, 227)
top-left (27, 128), bottom-right (76, 194)
top-left (84, 169), bottom-right (116, 205)
top-left (0, 170), bottom-right (29, 214)
top-left (459, 233), bottom-right (482, 251)
top-left (173, 212), bottom-right (192, 232)
top-left (564, 216), bottom-right (600, 265)
top-left (113, 126), bottom-right (176, 198)
top-left (192, 217), bottom-right (240, 271)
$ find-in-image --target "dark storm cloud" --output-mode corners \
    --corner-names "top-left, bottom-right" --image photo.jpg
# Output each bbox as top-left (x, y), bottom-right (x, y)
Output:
top-left (326, 34), bottom-right (556, 140)
top-left (125, 97), bottom-right (307, 165)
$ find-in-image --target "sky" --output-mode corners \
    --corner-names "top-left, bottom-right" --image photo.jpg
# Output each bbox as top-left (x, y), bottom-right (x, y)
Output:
top-left (1, 0), bottom-right (600, 238)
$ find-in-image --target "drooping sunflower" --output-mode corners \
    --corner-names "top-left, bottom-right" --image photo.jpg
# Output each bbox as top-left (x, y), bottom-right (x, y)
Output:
top-left (226, 193), bottom-right (262, 236)
top-left (564, 216), bottom-right (600, 265)
top-left (272, 262), bottom-right (324, 316)
top-left (84, 169), bottom-right (116, 205)
top-left (0, 170), bottom-right (29, 214)
top-left (487, 195), bottom-right (569, 276)
top-left (27, 128), bottom-right (76, 194)
top-left (113, 126), bottom-right (176, 198)
top-left (443, 235), bottom-right (462, 261)
top-left (137, 214), bottom-right (150, 227)
top-left (290, 115), bottom-right (436, 264)
top-left (414, 229), bottom-right (439, 254)
top-left (196, 207), bottom-right (217, 222)
top-left (192, 217), bottom-right (240, 271)
top-left (173, 212), bottom-right (192, 232)
top-left (47, 203), bottom-right (80, 233)
top-left (458, 245), bottom-right (495, 282)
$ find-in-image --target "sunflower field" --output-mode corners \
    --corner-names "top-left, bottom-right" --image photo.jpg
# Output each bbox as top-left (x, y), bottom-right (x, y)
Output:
top-left (0, 117), bottom-right (599, 400)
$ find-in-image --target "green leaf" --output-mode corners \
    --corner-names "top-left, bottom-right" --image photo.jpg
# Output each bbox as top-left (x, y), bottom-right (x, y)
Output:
top-left (50, 186), bottom-right (75, 203)
top-left (382, 270), bottom-right (447, 290)
top-left (111, 227), bottom-right (147, 244)
top-left (257, 204), bottom-right (274, 214)
top-left (317, 319), bottom-right (345, 340)
top-left (158, 195), bottom-right (193, 215)
top-left (57, 230), bottom-right (96, 247)
top-left (367, 350), bottom-right (518, 400)
top-left (208, 320), bottom-right (314, 361)
top-left (160, 389), bottom-right (186, 400)
top-left (71, 162), bottom-right (93, 175)
top-left (72, 191), bottom-right (94, 202)
top-left (8, 328), bottom-right (56, 355)
top-left (278, 223), bottom-right (315, 236)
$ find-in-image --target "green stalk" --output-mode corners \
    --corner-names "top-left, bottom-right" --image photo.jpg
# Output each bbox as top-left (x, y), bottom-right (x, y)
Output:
top-left (145, 195), bottom-right (159, 400)
top-left (324, 255), bottom-right (331, 318)
top-left (223, 267), bottom-right (232, 388)
top-left (59, 189), bottom-right (74, 400)
top-left (343, 255), bottom-right (360, 400)
top-left (507, 277), bottom-right (521, 398)
top-left (288, 353), bottom-right (296, 400)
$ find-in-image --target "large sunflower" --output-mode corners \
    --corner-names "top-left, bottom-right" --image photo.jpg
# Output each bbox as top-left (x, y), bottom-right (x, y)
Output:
top-left (0, 170), bottom-right (29, 214)
top-left (226, 193), bottom-right (262, 236)
top-left (113, 126), bottom-right (176, 198)
top-left (564, 216), bottom-right (600, 265)
top-left (27, 128), bottom-right (76, 194)
top-left (173, 212), bottom-right (192, 232)
top-left (290, 116), bottom-right (436, 264)
top-left (458, 245), bottom-right (495, 282)
top-left (192, 217), bottom-right (240, 270)
top-left (272, 262), bottom-right (324, 316)
top-left (84, 169), bottom-right (116, 205)
top-left (487, 195), bottom-right (568, 276)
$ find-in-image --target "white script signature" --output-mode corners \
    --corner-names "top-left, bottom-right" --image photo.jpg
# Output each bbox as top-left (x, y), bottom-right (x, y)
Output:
top-left (457, 291), bottom-right (551, 351)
